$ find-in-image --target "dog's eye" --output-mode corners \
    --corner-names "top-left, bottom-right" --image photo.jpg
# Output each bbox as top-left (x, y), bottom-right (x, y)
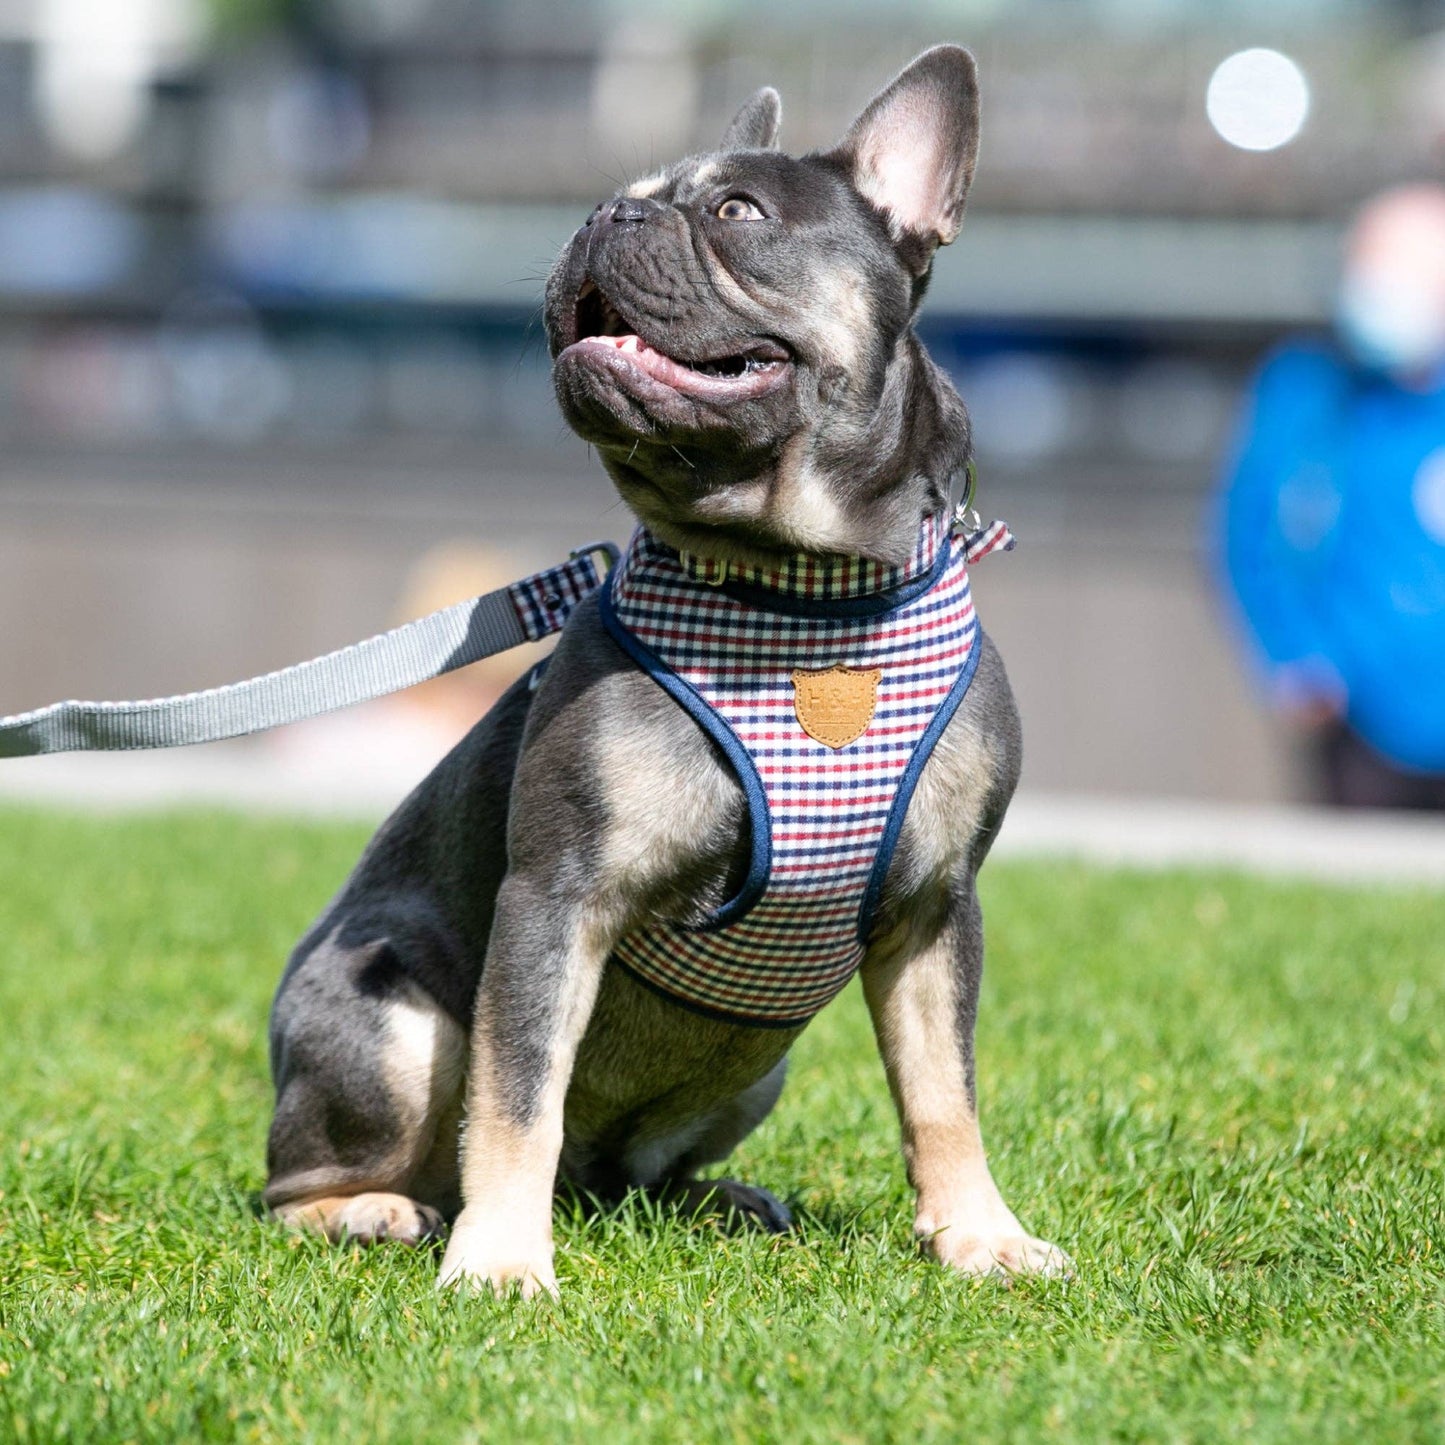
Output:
top-left (716, 197), bottom-right (765, 222)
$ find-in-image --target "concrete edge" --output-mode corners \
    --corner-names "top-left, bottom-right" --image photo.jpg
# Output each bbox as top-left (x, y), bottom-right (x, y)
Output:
top-left (2, 750), bottom-right (1444, 887)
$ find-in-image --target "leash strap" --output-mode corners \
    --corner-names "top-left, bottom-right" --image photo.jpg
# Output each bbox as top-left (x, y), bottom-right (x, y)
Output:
top-left (0, 543), bottom-right (618, 758)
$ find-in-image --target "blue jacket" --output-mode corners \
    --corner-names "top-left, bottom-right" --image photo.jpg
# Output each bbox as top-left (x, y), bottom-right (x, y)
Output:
top-left (1215, 341), bottom-right (1445, 772)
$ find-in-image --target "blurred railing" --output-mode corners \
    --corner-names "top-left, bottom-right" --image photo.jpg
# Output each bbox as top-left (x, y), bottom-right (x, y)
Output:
top-left (9, 2), bottom-right (1438, 801)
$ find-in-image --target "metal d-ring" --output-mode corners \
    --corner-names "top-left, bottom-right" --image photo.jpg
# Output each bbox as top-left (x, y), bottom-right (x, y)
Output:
top-left (952, 460), bottom-right (983, 536)
top-left (570, 539), bottom-right (622, 575)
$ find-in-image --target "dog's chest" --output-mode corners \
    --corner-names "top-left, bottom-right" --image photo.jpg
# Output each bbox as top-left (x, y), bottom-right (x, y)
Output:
top-left (596, 512), bottom-right (1005, 1027)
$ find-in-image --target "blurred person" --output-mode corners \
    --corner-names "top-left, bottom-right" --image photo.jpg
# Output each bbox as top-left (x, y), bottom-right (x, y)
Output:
top-left (1214, 184), bottom-right (1445, 809)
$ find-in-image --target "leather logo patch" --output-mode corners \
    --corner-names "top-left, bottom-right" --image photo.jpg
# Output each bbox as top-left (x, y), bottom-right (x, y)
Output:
top-left (791, 664), bottom-right (881, 750)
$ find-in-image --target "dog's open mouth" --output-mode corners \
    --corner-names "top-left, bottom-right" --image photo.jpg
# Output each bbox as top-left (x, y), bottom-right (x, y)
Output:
top-left (564, 278), bottom-right (791, 402)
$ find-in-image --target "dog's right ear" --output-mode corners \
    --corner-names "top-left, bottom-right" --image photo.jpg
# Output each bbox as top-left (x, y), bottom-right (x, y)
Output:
top-left (826, 46), bottom-right (980, 274)
top-left (720, 87), bottom-right (782, 150)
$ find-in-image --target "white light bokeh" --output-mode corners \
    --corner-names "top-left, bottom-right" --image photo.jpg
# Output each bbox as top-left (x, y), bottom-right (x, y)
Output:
top-left (35, 0), bottom-right (207, 162)
top-left (965, 355), bottom-right (1076, 462)
top-left (1205, 48), bottom-right (1310, 152)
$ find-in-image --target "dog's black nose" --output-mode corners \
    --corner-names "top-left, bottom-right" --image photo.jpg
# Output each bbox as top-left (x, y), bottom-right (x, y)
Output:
top-left (609, 197), bottom-right (653, 224)
top-left (580, 195), bottom-right (662, 233)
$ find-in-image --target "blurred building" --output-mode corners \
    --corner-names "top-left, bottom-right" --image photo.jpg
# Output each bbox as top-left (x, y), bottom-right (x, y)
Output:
top-left (3, 0), bottom-right (1444, 800)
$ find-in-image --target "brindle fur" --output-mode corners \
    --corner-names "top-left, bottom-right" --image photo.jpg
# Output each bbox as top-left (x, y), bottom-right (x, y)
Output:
top-left (266, 45), bottom-right (1069, 1293)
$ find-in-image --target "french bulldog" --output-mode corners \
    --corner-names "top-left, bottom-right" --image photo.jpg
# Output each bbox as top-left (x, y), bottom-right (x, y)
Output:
top-left (263, 44), bottom-right (1070, 1295)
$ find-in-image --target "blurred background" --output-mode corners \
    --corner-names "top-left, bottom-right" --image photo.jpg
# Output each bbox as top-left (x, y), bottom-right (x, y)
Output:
top-left (3, 0), bottom-right (1445, 805)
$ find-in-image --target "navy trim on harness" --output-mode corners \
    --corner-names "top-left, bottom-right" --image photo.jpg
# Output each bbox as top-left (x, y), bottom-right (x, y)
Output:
top-left (597, 573), bottom-right (773, 930)
top-left (855, 614), bottom-right (986, 943)
top-left (717, 537), bottom-right (952, 620)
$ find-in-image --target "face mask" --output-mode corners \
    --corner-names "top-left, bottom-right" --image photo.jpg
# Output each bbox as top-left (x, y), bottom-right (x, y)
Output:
top-left (1335, 275), bottom-right (1445, 377)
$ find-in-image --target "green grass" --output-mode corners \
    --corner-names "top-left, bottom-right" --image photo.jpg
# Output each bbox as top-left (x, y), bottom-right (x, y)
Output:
top-left (0, 805), bottom-right (1442, 1443)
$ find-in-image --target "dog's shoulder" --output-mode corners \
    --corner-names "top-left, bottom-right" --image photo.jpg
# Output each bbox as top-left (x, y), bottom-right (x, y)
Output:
top-left (520, 589), bottom-right (732, 790)
top-left (510, 590), bottom-right (749, 922)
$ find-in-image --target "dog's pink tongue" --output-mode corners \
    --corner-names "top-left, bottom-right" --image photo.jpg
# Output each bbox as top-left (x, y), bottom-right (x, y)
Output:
top-left (578, 332), bottom-right (708, 388)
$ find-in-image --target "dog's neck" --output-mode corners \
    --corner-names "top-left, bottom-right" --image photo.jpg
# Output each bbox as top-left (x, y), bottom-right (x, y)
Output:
top-left (609, 335), bottom-right (973, 572)
top-left (633, 506), bottom-right (953, 602)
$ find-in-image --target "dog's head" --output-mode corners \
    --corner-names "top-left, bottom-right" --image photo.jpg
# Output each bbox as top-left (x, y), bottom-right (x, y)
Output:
top-left (545, 45), bottom-right (980, 566)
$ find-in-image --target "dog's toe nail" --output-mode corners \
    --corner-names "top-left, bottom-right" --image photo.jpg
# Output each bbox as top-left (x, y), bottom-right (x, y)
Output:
top-left (758, 1195), bottom-right (792, 1232)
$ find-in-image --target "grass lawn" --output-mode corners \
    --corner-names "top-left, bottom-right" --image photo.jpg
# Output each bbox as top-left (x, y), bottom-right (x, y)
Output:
top-left (0, 804), bottom-right (1441, 1443)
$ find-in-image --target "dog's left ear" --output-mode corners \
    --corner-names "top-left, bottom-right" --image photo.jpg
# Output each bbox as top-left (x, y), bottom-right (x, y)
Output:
top-left (826, 45), bottom-right (980, 273)
top-left (720, 87), bottom-right (782, 150)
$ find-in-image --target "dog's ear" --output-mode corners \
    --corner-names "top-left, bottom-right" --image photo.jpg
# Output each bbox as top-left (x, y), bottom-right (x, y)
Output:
top-left (720, 86), bottom-right (782, 150)
top-left (826, 46), bottom-right (979, 272)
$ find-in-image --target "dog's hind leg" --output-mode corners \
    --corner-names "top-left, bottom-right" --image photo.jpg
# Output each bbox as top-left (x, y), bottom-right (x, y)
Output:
top-left (636, 1060), bottom-right (794, 1233)
top-left (274, 1191), bottom-right (448, 1246)
top-left (264, 931), bottom-right (468, 1247)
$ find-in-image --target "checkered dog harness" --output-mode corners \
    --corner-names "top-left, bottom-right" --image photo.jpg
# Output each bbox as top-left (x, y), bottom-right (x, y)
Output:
top-left (596, 506), bottom-right (1014, 1028)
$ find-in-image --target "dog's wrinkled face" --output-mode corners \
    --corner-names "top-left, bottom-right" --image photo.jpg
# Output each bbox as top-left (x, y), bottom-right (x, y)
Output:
top-left (544, 46), bottom-right (981, 566)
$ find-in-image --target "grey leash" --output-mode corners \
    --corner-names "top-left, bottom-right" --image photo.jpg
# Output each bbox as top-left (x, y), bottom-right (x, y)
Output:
top-left (0, 542), bottom-right (619, 759)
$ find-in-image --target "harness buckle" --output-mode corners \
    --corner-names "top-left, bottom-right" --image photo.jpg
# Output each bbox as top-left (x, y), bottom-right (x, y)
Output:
top-left (679, 550), bottom-right (731, 586)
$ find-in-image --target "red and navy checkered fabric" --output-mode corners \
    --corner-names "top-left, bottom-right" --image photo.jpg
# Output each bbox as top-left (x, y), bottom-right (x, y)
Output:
top-left (603, 509), bottom-right (1012, 1027)
top-left (508, 553), bottom-right (608, 642)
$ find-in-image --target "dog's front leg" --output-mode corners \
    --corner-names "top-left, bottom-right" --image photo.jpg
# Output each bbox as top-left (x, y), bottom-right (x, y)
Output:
top-left (437, 871), bottom-right (615, 1298)
top-left (861, 889), bottom-right (1071, 1279)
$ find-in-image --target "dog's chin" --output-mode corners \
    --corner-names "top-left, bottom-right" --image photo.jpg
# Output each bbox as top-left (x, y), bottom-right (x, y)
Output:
top-left (553, 337), bottom-right (794, 443)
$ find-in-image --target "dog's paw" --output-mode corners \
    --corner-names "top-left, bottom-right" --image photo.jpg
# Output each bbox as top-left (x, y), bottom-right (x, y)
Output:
top-left (714, 1179), bottom-right (794, 1233)
top-left (436, 1213), bottom-right (558, 1299)
top-left (663, 1177), bottom-right (794, 1234)
top-left (274, 1191), bottom-right (447, 1247)
top-left (436, 1250), bottom-right (558, 1299)
top-left (930, 1230), bottom-right (1073, 1280)
top-left (335, 1193), bottom-right (447, 1247)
